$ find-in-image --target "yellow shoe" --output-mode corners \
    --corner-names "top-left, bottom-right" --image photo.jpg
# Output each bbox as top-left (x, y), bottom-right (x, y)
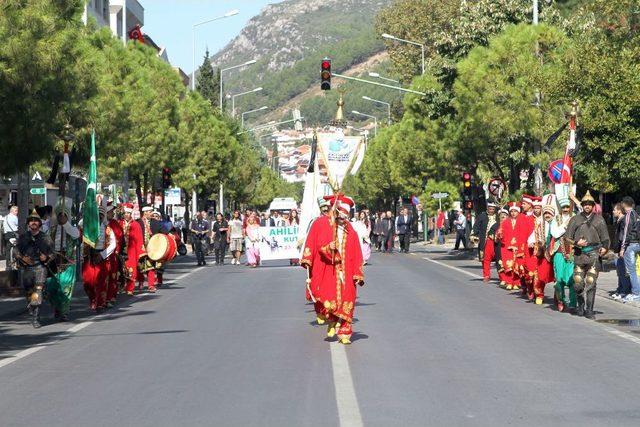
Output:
top-left (316, 316), bottom-right (326, 325)
top-left (339, 337), bottom-right (351, 345)
top-left (506, 284), bottom-right (513, 290)
top-left (327, 322), bottom-right (337, 338)
top-left (535, 297), bottom-right (543, 305)
top-left (513, 285), bottom-right (521, 291)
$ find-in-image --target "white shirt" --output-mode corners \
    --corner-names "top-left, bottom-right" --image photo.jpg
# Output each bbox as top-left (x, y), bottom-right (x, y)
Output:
top-left (95, 223), bottom-right (116, 259)
top-left (3, 213), bottom-right (18, 234)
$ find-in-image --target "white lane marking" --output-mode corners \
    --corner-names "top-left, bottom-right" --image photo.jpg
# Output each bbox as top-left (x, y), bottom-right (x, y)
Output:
top-left (66, 321), bottom-right (93, 333)
top-left (606, 328), bottom-right (640, 345)
top-left (422, 257), bottom-right (481, 279)
top-left (330, 342), bottom-right (364, 427)
top-left (0, 345), bottom-right (47, 369)
top-left (0, 266), bottom-right (202, 370)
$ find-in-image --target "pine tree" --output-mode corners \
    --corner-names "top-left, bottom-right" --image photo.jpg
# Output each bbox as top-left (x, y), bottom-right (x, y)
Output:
top-left (195, 49), bottom-right (221, 109)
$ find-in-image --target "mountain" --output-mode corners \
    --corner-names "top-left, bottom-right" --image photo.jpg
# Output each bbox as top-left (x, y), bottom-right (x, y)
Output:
top-left (210, 0), bottom-right (394, 125)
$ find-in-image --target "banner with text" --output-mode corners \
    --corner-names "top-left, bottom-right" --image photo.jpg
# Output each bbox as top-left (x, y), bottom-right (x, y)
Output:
top-left (317, 130), bottom-right (364, 189)
top-left (258, 226), bottom-right (300, 261)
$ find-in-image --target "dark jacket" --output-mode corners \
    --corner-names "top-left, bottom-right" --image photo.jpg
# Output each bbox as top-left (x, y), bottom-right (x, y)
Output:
top-left (621, 209), bottom-right (640, 249)
top-left (260, 217), bottom-right (275, 227)
top-left (395, 214), bottom-right (412, 235)
top-left (381, 217), bottom-right (395, 237)
top-left (15, 231), bottom-right (52, 261)
top-left (614, 216), bottom-right (626, 253)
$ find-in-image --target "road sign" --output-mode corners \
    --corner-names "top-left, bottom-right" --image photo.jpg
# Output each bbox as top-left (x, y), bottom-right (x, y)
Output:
top-left (488, 178), bottom-right (506, 198)
top-left (431, 192), bottom-right (449, 199)
top-left (30, 187), bottom-right (46, 195)
top-left (548, 159), bottom-right (565, 184)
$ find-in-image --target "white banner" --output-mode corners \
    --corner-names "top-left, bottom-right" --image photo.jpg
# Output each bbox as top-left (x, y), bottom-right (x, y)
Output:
top-left (258, 226), bottom-right (300, 260)
top-left (317, 130), bottom-right (364, 189)
top-left (164, 188), bottom-right (182, 205)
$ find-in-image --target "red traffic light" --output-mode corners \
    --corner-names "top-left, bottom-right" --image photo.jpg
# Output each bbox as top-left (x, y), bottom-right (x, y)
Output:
top-left (462, 172), bottom-right (471, 181)
top-left (322, 60), bottom-right (331, 70)
top-left (320, 58), bottom-right (331, 91)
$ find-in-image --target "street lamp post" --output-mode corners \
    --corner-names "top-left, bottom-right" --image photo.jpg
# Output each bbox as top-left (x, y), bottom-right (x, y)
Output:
top-left (362, 95), bottom-right (391, 125)
top-left (230, 87), bottom-right (263, 119)
top-left (381, 33), bottom-right (425, 75)
top-left (192, 9), bottom-right (239, 91)
top-left (219, 59), bottom-right (258, 114)
top-left (351, 110), bottom-right (377, 137)
top-left (241, 106), bottom-right (268, 128)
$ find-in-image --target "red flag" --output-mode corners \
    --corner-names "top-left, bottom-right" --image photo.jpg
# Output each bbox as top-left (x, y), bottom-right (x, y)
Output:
top-left (559, 114), bottom-right (576, 184)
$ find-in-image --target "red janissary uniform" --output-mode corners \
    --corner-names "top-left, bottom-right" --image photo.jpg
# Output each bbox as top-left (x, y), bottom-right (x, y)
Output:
top-left (138, 215), bottom-right (157, 291)
top-left (120, 214), bottom-right (144, 294)
top-left (82, 220), bottom-right (116, 310)
top-left (301, 210), bottom-right (364, 341)
top-left (532, 214), bottom-right (555, 302)
top-left (498, 209), bottom-right (530, 289)
top-left (107, 218), bottom-right (124, 303)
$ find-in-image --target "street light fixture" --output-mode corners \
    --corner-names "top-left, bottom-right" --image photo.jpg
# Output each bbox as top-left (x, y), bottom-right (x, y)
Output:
top-left (362, 95), bottom-right (392, 125)
top-left (368, 72), bottom-right (400, 85)
top-left (241, 106), bottom-right (268, 128)
top-left (230, 87), bottom-right (263, 118)
top-left (351, 110), bottom-right (377, 137)
top-left (192, 9), bottom-right (239, 91)
top-left (219, 59), bottom-right (258, 113)
top-left (381, 33), bottom-right (425, 75)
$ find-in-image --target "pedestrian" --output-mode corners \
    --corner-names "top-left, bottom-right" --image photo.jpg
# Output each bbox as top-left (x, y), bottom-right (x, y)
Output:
top-left (416, 203), bottom-right (424, 240)
top-left (549, 200), bottom-right (577, 312)
top-left (211, 212), bottom-right (229, 265)
top-left (288, 209), bottom-right (300, 266)
top-left (190, 211), bottom-right (209, 266)
top-left (453, 208), bottom-right (467, 250)
top-left (395, 207), bottom-right (412, 253)
top-left (382, 211), bottom-right (395, 253)
top-left (353, 211), bottom-right (371, 264)
top-left (436, 209), bottom-right (446, 244)
top-left (620, 197), bottom-right (640, 302)
top-left (14, 210), bottom-right (53, 328)
top-left (273, 210), bottom-right (286, 227)
top-left (3, 205), bottom-right (19, 267)
top-left (565, 191), bottom-right (610, 318)
top-left (609, 203), bottom-right (631, 300)
top-left (372, 211), bottom-right (384, 251)
top-left (261, 211), bottom-right (275, 227)
top-left (228, 210), bottom-right (244, 265)
top-left (301, 195), bottom-right (364, 345)
top-left (245, 215), bottom-right (261, 268)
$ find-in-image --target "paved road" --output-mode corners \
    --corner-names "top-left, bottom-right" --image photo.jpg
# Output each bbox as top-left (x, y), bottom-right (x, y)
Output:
top-left (2, 250), bottom-right (640, 426)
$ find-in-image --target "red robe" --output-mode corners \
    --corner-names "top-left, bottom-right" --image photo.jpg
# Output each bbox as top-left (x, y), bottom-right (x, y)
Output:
top-left (498, 215), bottom-right (530, 286)
top-left (120, 219), bottom-right (144, 293)
top-left (106, 219), bottom-right (124, 302)
top-left (301, 215), bottom-right (364, 336)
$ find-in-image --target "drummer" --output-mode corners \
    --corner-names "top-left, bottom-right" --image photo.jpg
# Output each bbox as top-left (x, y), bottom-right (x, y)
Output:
top-left (138, 206), bottom-right (157, 293)
top-left (150, 210), bottom-right (167, 286)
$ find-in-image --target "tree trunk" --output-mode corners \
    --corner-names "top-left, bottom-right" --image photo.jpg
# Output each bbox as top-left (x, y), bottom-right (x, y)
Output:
top-left (135, 174), bottom-right (143, 215)
top-left (16, 170), bottom-right (30, 234)
top-left (143, 172), bottom-right (149, 206)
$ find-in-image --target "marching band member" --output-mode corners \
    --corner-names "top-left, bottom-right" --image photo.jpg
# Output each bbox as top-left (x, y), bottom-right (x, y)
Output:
top-left (119, 203), bottom-right (144, 296)
top-left (301, 195), bottom-right (364, 345)
top-left (471, 201), bottom-right (498, 282)
top-left (138, 206), bottom-right (157, 292)
top-left (521, 195), bottom-right (538, 299)
top-left (106, 203), bottom-right (123, 306)
top-left (82, 207), bottom-right (116, 311)
top-left (549, 200), bottom-right (576, 312)
top-left (497, 202), bottom-right (528, 291)
top-left (531, 205), bottom-right (556, 305)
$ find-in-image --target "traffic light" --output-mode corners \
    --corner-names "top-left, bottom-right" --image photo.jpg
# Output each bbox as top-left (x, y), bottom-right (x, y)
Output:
top-left (162, 167), bottom-right (172, 189)
top-left (321, 58), bottom-right (331, 91)
top-left (462, 171), bottom-right (473, 200)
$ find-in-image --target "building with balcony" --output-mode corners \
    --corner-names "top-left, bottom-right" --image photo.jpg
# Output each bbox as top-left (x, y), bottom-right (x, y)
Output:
top-left (109, 0), bottom-right (144, 42)
top-left (82, 0), bottom-right (111, 28)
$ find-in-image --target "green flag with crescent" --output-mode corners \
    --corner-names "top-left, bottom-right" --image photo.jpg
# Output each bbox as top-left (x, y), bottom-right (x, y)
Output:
top-left (83, 130), bottom-right (99, 247)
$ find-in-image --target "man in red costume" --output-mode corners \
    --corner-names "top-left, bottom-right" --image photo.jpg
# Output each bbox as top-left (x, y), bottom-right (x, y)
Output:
top-left (119, 203), bottom-right (144, 296)
top-left (137, 206), bottom-right (157, 292)
top-left (520, 195), bottom-right (538, 299)
top-left (82, 207), bottom-right (116, 311)
top-left (105, 203), bottom-right (123, 306)
top-left (531, 204), bottom-right (556, 305)
top-left (497, 202), bottom-right (529, 290)
top-left (301, 194), bottom-right (364, 345)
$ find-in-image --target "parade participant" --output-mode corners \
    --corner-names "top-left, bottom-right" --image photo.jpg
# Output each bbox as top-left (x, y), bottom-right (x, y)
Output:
top-left (137, 206), bottom-right (157, 292)
top-left (15, 210), bottom-right (53, 328)
top-left (381, 211), bottom-right (395, 253)
top-left (106, 204), bottom-right (123, 306)
top-left (288, 209), bottom-right (300, 266)
top-left (245, 215), bottom-right (261, 268)
top-left (228, 210), bottom-right (244, 265)
top-left (150, 210), bottom-right (168, 286)
top-left (565, 191), bottom-right (610, 319)
top-left (353, 211), bottom-right (371, 265)
top-left (496, 208), bottom-right (508, 287)
top-left (395, 207), bottom-right (412, 253)
top-left (82, 207), bottom-right (116, 311)
top-left (471, 201), bottom-right (498, 280)
top-left (549, 200), bottom-right (576, 311)
top-left (47, 203), bottom-right (80, 321)
top-left (301, 194), bottom-right (364, 345)
top-left (497, 202), bottom-right (528, 291)
top-left (211, 212), bottom-right (229, 265)
top-left (190, 211), bottom-right (209, 266)
top-left (531, 205), bottom-right (556, 305)
top-left (520, 195), bottom-right (538, 299)
top-left (119, 203), bottom-right (144, 295)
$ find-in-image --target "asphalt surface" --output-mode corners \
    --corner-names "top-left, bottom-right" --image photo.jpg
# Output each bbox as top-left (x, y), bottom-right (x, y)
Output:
top-left (2, 249), bottom-right (640, 427)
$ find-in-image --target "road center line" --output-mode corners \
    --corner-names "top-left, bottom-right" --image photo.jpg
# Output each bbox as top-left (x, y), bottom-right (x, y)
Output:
top-left (605, 327), bottom-right (640, 345)
top-left (330, 342), bottom-right (363, 427)
top-left (422, 257), bottom-right (481, 279)
top-left (0, 345), bottom-right (47, 369)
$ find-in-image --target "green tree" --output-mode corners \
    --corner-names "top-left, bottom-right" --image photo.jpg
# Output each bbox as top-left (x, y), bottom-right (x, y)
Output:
top-left (0, 0), bottom-right (94, 175)
top-left (250, 167), bottom-right (302, 209)
top-left (196, 49), bottom-right (221, 109)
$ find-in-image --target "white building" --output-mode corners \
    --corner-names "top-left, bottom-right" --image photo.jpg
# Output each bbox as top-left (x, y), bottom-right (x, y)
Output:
top-left (82, 0), bottom-right (111, 28)
top-left (109, 0), bottom-right (145, 42)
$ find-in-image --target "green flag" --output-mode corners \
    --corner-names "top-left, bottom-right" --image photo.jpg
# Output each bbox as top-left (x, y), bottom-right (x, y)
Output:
top-left (83, 130), bottom-right (99, 247)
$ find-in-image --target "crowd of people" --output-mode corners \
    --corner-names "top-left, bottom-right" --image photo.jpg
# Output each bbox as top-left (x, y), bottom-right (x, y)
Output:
top-left (471, 192), bottom-right (640, 320)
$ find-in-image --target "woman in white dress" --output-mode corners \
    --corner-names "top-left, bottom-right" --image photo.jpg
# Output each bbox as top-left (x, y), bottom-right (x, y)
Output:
top-left (353, 211), bottom-right (371, 264)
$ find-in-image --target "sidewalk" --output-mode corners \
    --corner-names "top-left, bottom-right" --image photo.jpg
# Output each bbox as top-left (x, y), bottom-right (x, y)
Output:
top-left (414, 239), bottom-right (640, 311)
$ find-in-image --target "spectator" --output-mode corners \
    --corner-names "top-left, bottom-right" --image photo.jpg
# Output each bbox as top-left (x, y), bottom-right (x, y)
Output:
top-left (228, 210), bottom-right (244, 265)
top-left (3, 205), bottom-right (19, 267)
top-left (373, 212), bottom-right (384, 251)
top-left (382, 211), bottom-right (395, 253)
top-left (453, 208), bottom-right (468, 250)
top-left (620, 197), bottom-right (640, 302)
top-left (436, 209), bottom-right (446, 244)
top-left (611, 203), bottom-right (631, 300)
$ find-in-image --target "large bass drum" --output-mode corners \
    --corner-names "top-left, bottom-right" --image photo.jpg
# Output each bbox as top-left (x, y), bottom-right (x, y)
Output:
top-left (147, 234), bottom-right (177, 263)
